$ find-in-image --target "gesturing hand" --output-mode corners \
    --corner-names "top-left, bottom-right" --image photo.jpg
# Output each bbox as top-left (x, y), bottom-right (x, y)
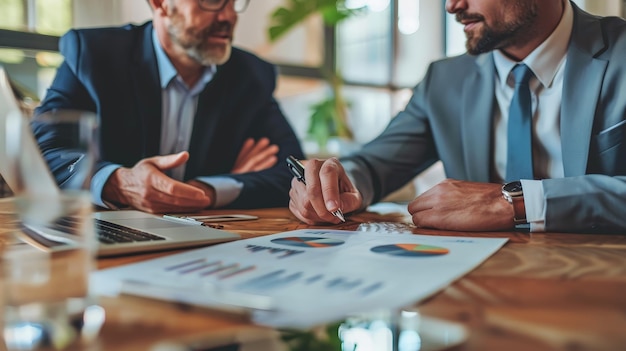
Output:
top-left (102, 152), bottom-right (212, 213)
top-left (231, 137), bottom-right (279, 174)
top-left (289, 158), bottom-right (362, 225)
top-left (408, 179), bottom-right (515, 231)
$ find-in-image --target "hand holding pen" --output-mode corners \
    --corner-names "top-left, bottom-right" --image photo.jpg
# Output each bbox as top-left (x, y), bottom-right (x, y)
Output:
top-left (287, 156), bottom-right (363, 224)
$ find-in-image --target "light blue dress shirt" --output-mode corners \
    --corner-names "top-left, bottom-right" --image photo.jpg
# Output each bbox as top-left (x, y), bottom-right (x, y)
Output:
top-left (90, 30), bottom-right (243, 209)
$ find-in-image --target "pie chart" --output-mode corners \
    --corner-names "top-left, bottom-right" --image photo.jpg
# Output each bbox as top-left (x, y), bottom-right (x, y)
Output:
top-left (371, 243), bottom-right (449, 257)
top-left (271, 236), bottom-right (345, 248)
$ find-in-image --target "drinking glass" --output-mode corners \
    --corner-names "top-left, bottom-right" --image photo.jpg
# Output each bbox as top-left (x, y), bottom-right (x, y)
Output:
top-left (1, 110), bottom-right (105, 350)
top-left (338, 308), bottom-right (467, 351)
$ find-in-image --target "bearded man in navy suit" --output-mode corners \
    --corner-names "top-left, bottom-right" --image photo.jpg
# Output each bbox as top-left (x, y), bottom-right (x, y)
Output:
top-left (35, 0), bottom-right (304, 213)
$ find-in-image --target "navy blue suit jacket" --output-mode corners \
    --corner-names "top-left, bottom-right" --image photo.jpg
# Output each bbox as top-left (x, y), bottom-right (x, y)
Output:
top-left (35, 22), bottom-right (304, 208)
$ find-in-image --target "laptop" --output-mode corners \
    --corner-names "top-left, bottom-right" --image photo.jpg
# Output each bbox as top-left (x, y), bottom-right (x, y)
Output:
top-left (0, 67), bottom-right (240, 257)
top-left (19, 209), bottom-right (241, 257)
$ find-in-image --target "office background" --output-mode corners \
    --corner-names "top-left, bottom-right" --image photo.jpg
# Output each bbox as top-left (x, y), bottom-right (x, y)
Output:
top-left (1, 0), bottom-right (625, 198)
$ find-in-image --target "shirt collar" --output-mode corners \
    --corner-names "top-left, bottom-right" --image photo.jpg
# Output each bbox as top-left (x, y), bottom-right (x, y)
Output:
top-left (152, 29), bottom-right (216, 91)
top-left (152, 29), bottom-right (177, 89)
top-left (493, 0), bottom-right (573, 89)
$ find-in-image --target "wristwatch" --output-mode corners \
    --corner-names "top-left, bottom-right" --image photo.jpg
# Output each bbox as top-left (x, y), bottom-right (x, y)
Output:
top-left (501, 181), bottom-right (527, 224)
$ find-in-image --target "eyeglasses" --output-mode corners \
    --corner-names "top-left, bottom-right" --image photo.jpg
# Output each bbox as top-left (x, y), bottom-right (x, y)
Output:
top-left (198, 0), bottom-right (250, 13)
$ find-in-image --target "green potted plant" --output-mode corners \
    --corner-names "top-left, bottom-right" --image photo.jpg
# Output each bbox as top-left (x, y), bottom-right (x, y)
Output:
top-left (268, 0), bottom-right (365, 153)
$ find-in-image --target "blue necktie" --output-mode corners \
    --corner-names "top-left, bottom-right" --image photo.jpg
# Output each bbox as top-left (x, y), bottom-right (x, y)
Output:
top-left (506, 64), bottom-right (534, 181)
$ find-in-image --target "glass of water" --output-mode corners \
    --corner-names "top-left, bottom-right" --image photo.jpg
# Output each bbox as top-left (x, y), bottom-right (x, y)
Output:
top-left (1, 110), bottom-right (105, 350)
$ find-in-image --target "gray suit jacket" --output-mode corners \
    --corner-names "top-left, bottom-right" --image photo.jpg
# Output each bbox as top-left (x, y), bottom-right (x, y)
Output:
top-left (343, 3), bottom-right (626, 232)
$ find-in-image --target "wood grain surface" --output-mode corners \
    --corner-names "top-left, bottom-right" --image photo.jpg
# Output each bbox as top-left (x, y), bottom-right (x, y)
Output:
top-left (2, 199), bottom-right (625, 351)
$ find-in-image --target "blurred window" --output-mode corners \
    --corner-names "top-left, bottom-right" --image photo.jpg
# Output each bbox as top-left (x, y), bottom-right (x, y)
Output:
top-left (0, 0), bottom-right (71, 101)
top-left (0, 0), bottom-right (72, 34)
top-left (0, 0), bottom-right (26, 31)
top-left (338, 2), bottom-right (392, 85)
top-left (36, 0), bottom-right (73, 35)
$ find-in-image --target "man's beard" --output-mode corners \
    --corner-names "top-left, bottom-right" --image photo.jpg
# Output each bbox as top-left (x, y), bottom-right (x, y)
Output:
top-left (166, 7), bottom-right (233, 66)
top-left (458, 1), bottom-right (538, 55)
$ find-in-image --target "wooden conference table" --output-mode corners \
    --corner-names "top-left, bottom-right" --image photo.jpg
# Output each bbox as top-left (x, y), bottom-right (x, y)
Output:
top-left (3, 204), bottom-right (626, 351)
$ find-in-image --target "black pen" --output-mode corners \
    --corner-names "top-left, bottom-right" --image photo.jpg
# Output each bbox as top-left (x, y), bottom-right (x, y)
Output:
top-left (286, 155), bottom-right (346, 222)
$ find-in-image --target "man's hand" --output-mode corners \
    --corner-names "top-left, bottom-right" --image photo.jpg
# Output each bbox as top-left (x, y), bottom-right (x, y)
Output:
top-left (102, 152), bottom-right (212, 213)
top-left (408, 179), bottom-right (515, 231)
top-left (288, 158), bottom-right (362, 225)
top-left (231, 138), bottom-right (279, 174)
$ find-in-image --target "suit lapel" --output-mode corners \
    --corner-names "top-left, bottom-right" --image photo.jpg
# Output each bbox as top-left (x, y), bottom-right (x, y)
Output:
top-left (461, 53), bottom-right (496, 182)
top-left (131, 23), bottom-right (162, 157)
top-left (186, 61), bottom-right (242, 178)
top-left (561, 4), bottom-right (608, 177)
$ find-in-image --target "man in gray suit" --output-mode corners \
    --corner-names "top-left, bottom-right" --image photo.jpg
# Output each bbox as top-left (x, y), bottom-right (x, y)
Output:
top-left (289, 0), bottom-right (626, 233)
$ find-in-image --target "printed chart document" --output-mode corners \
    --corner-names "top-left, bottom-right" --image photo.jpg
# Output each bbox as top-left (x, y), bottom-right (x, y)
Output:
top-left (91, 229), bottom-right (507, 328)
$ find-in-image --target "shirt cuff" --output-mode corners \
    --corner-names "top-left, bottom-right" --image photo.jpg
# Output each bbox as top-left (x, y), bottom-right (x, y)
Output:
top-left (520, 179), bottom-right (546, 232)
top-left (90, 164), bottom-right (121, 208)
top-left (195, 176), bottom-right (243, 208)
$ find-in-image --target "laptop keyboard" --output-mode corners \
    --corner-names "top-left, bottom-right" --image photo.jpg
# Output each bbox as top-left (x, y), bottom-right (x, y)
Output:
top-left (53, 217), bottom-right (166, 245)
top-left (95, 219), bottom-right (166, 244)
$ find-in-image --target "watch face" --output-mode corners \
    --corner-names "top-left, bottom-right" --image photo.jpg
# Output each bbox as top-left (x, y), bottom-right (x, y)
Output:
top-left (503, 180), bottom-right (523, 194)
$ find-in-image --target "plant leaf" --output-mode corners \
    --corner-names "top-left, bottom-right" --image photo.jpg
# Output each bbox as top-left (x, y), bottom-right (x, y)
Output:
top-left (268, 0), bottom-right (365, 42)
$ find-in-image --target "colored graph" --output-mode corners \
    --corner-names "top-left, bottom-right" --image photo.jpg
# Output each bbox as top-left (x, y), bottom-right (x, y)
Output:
top-left (164, 259), bottom-right (256, 279)
top-left (246, 244), bottom-right (304, 258)
top-left (237, 269), bottom-right (383, 296)
top-left (371, 243), bottom-right (449, 257)
top-left (271, 236), bottom-right (344, 248)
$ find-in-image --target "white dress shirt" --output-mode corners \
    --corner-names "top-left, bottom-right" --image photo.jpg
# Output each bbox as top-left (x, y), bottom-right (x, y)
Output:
top-left (492, 0), bottom-right (573, 231)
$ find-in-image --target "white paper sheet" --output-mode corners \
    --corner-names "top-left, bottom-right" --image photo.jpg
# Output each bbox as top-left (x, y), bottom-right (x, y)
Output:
top-left (91, 229), bottom-right (507, 328)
